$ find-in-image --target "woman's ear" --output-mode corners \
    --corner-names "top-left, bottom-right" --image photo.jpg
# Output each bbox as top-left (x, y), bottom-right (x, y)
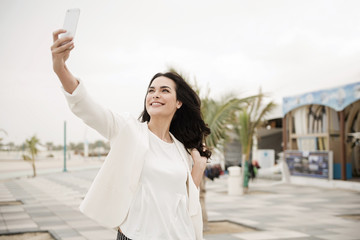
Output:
top-left (176, 101), bottom-right (183, 109)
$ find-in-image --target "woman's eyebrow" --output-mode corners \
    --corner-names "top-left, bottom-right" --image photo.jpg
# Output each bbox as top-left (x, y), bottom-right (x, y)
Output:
top-left (149, 86), bottom-right (172, 90)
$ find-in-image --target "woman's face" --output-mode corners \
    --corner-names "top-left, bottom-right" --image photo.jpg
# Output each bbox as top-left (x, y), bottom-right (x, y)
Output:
top-left (146, 76), bottom-right (182, 120)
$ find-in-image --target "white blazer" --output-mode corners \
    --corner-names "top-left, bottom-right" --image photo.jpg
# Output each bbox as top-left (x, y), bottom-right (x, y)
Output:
top-left (62, 80), bottom-right (203, 240)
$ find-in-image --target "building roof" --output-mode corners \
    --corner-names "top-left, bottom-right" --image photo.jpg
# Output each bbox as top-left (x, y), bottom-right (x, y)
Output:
top-left (282, 81), bottom-right (360, 115)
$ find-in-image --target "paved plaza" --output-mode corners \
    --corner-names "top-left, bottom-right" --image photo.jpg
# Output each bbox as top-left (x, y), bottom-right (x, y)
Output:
top-left (0, 168), bottom-right (359, 240)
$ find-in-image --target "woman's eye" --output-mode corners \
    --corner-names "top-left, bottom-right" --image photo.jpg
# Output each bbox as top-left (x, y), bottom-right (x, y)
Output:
top-left (162, 89), bottom-right (169, 93)
top-left (148, 89), bottom-right (154, 93)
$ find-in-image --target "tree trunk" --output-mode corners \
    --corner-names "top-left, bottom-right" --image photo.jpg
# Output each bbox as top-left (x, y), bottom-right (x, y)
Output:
top-left (243, 160), bottom-right (249, 192)
top-left (241, 154), bottom-right (246, 194)
top-left (200, 174), bottom-right (209, 231)
top-left (242, 141), bottom-right (252, 194)
top-left (31, 153), bottom-right (36, 177)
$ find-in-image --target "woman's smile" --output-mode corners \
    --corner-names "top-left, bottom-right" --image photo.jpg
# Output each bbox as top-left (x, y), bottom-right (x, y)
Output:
top-left (150, 101), bottom-right (165, 107)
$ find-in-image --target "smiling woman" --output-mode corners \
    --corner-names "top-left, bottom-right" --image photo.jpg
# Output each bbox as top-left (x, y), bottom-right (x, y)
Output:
top-left (51, 28), bottom-right (211, 240)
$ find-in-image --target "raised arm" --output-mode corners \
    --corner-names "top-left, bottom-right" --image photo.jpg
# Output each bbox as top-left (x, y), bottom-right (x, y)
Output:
top-left (50, 29), bottom-right (127, 141)
top-left (51, 29), bottom-right (78, 94)
top-left (190, 149), bottom-right (208, 188)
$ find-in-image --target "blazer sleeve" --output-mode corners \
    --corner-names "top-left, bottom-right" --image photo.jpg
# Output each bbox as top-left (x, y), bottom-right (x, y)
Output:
top-left (61, 79), bottom-right (129, 141)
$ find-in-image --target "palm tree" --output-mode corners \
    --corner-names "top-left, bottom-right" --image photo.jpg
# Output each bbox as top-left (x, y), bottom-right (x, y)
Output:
top-left (22, 135), bottom-right (40, 177)
top-left (234, 88), bottom-right (276, 193)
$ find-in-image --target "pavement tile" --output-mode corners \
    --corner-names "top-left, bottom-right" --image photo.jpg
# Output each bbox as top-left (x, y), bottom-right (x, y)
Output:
top-left (227, 217), bottom-right (260, 226)
top-left (32, 216), bottom-right (63, 223)
top-left (40, 225), bottom-right (71, 230)
top-left (277, 238), bottom-right (324, 240)
top-left (316, 234), bottom-right (359, 240)
top-left (1, 212), bottom-right (30, 220)
top-left (233, 229), bottom-right (309, 240)
top-left (66, 220), bottom-right (101, 228)
top-left (0, 206), bottom-right (24, 213)
top-left (75, 226), bottom-right (108, 232)
top-left (28, 211), bottom-right (56, 217)
top-left (6, 221), bottom-right (38, 230)
top-left (37, 219), bottom-right (67, 226)
top-left (205, 234), bottom-right (242, 240)
top-left (61, 237), bottom-right (87, 240)
top-left (78, 229), bottom-right (116, 240)
top-left (326, 227), bottom-right (360, 238)
top-left (52, 228), bottom-right (81, 238)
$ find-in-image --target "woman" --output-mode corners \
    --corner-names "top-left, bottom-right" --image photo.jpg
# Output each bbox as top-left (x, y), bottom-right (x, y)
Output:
top-left (51, 29), bottom-right (211, 240)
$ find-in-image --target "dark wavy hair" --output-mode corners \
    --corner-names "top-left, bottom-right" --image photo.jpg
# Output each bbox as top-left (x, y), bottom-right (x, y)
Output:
top-left (139, 71), bottom-right (211, 159)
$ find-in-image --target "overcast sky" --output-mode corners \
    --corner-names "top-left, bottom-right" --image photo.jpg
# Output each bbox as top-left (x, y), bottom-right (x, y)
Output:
top-left (0, 0), bottom-right (359, 145)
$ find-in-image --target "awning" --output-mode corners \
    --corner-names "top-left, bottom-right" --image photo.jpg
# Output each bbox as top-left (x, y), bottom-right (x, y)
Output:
top-left (282, 81), bottom-right (360, 115)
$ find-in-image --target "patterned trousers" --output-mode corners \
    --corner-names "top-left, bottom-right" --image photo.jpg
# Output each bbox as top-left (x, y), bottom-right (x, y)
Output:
top-left (116, 230), bottom-right (131, 240)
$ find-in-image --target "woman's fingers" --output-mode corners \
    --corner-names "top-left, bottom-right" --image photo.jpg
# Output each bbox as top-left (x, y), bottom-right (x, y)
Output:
top-left (191, 148), bottom-right (201, 158)
top-left (191, 149), bottom-right (206, 162)
top-left (52, 29), bottom-right (66, 42)
top-left (51, 36), bottom-right (73, 50)
top-left (51, 40), bottom-right (74, 54)
top-left (51, 29), bottom-right (73, 51)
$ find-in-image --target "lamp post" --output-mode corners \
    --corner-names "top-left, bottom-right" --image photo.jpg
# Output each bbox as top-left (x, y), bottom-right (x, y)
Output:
top-left (63, 121), bottom-right (67, 172)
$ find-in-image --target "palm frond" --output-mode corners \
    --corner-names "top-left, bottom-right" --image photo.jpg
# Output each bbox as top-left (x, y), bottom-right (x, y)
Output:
top-left (204, 97), bottom-right (248, 148)
top-left (234, 88), bottom-right (276, 158)
top-left (24, 135), bottom-right (40, 157)
top-left (252, 101), bottom-right (277, 132)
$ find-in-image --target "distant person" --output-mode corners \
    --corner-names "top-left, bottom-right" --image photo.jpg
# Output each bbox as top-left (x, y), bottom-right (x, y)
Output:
top-left (249, 159), bottom-right (261, 181)
top-left (51, 29), bottom-right (211, 240)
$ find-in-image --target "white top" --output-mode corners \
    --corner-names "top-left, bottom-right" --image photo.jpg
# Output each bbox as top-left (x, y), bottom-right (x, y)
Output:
top-left (120, 129), bottom-right (196, 240)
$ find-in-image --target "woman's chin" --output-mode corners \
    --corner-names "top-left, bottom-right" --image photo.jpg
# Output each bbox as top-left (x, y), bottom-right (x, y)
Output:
top-left (148, 111), bottom-right (174, 120)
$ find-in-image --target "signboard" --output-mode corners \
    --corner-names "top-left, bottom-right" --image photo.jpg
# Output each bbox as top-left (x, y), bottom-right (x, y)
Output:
top-left (257, 149), bottom-right (275, 169)
top-left (285, 150), bottom-right (333, 180)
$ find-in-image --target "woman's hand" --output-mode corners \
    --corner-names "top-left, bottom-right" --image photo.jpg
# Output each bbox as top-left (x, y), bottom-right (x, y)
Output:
top-left (191, 148), bottom-right (208, 188)
top-left (50, 29), bottom-right (78, 94)
top-left (51, 29), bottom-right (74, 75)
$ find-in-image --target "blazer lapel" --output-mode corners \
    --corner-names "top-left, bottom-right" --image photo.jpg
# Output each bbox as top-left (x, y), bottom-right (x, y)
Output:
top-left (170, 133), bottom-right (200, 216)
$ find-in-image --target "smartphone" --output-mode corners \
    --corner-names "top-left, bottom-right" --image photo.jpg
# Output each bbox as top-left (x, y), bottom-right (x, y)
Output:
top-left (59, 8), bottom-right (80, 41)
